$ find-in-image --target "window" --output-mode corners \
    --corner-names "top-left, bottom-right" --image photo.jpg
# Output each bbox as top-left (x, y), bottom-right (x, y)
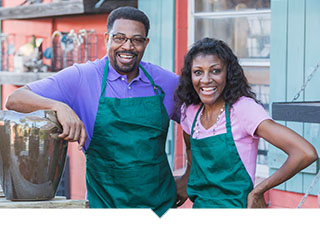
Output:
top-left (189, 0), bottom-right (271, 60)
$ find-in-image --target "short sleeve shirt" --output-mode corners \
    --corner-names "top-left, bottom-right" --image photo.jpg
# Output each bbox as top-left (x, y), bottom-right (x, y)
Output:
top-left (180, 96), bottom-right (271, 183)
top-left (27, 55), bottom-right (179, 150)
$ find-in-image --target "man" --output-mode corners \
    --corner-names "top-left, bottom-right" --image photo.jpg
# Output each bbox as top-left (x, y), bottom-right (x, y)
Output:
top-left (6, 6), bottom-right (179, 217)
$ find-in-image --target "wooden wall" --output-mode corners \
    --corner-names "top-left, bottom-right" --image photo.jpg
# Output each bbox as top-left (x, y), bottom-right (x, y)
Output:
top-left (269, 0), bottom-right (320, 195)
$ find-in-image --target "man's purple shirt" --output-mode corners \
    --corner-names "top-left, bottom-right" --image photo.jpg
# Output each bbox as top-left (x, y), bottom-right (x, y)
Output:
top-left (27, 56), bottom-right (180, 150)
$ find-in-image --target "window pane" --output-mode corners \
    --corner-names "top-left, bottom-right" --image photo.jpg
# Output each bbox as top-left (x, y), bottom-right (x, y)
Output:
top-left (195, 14), bottom-right (270, 59)
top-left (195, 0), bottom-right (270, 13)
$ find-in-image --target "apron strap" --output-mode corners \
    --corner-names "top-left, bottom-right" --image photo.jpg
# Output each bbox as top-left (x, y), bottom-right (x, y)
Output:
top-left (191, 103), bottom-right (204, 137)
top-left (139, 65), bottom-right (165, 97)
top-left (101, 58), bottom-right (165, 97)
top-left (190, 103), bottom-right (231, 137)
top-left (225, 104), bottom-right (232, 134)
top-left (101, 58), bottom-right (110, 97)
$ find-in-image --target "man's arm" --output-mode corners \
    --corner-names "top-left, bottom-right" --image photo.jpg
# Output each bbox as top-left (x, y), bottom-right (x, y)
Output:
top-left (6, 86), bottom-right (86, 150)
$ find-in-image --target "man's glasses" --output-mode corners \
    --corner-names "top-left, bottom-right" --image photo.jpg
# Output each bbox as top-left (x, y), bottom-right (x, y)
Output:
top-left (110, 33), bottom-right (147, 46)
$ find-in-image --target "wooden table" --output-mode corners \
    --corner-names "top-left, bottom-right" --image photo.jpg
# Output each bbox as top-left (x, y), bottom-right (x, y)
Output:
top-left (0, 196), bottom-right (88, 208)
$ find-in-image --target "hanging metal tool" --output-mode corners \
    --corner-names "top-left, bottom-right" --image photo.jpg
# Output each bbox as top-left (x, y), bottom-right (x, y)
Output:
top-left (51, 29), bottom-right (98, 72)
top-left (51, 30), bottom-right (64, 72)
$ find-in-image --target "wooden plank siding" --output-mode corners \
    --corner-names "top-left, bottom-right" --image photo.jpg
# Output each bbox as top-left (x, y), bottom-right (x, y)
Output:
top-left (269, 0), bottom-right (289, 191)
top-left (138, 0), bottom-right (176, 169)
top-left (270, 0), bottom-right (320, 195)
top-left (285, 0), bottom-right (305, 191)
top-left (303, 0), bottom-right (320, 195)
top-left (138, 0), bottom-right (175, 72)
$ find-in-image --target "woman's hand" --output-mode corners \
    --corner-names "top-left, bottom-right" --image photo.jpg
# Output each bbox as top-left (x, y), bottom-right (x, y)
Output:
top-left (249, 119), bottom-right (318, 208)
top-left (247, 190), bottom-right (267, 208)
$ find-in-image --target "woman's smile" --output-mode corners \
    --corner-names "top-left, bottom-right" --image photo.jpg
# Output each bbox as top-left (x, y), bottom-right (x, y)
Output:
top-left (191, 54), bottom-right (227, 105)
top-left (200, 86), bottom-right (217, 95)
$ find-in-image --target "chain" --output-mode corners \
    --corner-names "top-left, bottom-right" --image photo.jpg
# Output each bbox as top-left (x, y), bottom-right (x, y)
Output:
top-left (292, 61), bottom-right (320, 101)
top-left (293, 60), bottom-right (320, 208)
top-left (297, 170), bottom-right (320, 208)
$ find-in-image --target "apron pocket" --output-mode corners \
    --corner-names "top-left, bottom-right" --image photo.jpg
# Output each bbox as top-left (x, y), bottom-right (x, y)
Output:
top-left (87, 162), bottom-right (176, 209)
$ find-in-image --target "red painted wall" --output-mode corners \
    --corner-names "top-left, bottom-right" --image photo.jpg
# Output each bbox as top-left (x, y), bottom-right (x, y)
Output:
top-left (174, 0), bottom-right (188, 171)
top-left (174, 0), bottom-right (193, 208)
top-left (1, 0), bottom-right (110, 200)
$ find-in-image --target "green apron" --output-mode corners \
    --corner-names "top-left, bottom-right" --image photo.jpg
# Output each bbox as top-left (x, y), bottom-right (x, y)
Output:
top-left (187, 104), bottom-right (253, 208)
top-left (85, 59), bottom-right (176, 217)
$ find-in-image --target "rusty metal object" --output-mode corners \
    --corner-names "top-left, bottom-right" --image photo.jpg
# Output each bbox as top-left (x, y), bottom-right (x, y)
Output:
top-left (0, 110), bottom-right (68, 201)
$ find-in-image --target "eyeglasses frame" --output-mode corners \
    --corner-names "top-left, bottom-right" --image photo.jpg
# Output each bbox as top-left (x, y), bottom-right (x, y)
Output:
top-left (109, 33), bottom-right (147, 47)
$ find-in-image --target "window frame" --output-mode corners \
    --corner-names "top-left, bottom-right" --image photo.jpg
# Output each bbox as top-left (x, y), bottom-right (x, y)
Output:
top-left (188, 0), bottom-right (271, 67)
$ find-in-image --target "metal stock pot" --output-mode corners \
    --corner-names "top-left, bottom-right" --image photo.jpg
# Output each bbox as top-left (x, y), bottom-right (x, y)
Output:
top-left (0, 110), bottom-right (68, 201)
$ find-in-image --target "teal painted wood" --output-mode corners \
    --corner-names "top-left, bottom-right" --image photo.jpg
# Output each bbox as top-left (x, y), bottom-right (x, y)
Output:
top-left (269, 168), bottom-right (286, 190)
top-left (270, 0), bottom-right (320, 195)
top-left (270, 0), bottom-right (288, 105)
top-left (269, 0), bottom-right (288, 176)
top-left (160, 0), bottom-right (176, 72)
top-left (303, 123), bottom-right (320, 173)
top-left (285, 0), bottom-right (305, 179)
top-left (303, 172), bottom-right (320, 196)
top-left (286, 0), bottom-right (305, 102)
top-left (286, 172), bottom-right (303, 194)
top-left (285, 0), bottom-right (317, 174)
top-left (138, 0), bottom-right (175, 71)
top-left (138, 0), bottom-right (176, 169)
top-left (304, 0), bottom-right (320, 100)
top-left (268, 144), bottom-right (288, 169)
top-left (303, 0), bottom-right (320, 173)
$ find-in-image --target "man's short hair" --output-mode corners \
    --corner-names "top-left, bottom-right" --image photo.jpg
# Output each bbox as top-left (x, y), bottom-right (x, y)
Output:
top-left (107, 6), bottom-right (150, 37)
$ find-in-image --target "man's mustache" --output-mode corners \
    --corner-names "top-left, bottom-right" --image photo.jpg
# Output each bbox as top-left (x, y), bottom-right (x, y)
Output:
top-left (116, 51), bottom-right (138, 57)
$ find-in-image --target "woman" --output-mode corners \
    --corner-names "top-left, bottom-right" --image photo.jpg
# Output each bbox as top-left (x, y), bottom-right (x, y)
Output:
top-left (174, 37), bottom-right (318, 208)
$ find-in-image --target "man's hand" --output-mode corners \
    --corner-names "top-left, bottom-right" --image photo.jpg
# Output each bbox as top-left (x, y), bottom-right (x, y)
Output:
top-left (54, 102), bottom-right (87, 150)
top-left (6, 86), bottom-right (87, 150)
top-left (175, 173), bottom-right (189, 207)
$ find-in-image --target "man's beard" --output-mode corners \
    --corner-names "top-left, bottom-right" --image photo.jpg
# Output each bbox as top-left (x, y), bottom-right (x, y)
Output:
top-left (113, 51), bottom-right (138, 74)
top-left (114, 59), bottom-right (137, 74)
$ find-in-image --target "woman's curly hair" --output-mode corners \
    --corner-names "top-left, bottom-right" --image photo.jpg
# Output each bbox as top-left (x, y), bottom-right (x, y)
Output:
top-left (174, 37), bottom-right (258, 111)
